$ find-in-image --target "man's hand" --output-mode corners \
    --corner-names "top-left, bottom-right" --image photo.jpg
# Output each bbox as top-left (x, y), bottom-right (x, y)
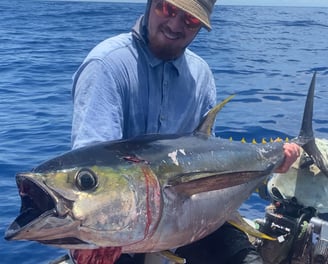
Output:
top-left (274, 142), bottom-right (301, 173)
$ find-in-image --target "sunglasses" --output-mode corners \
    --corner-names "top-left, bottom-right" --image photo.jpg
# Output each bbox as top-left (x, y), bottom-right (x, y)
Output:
top-left (154, 0), bottom-right (202, 31)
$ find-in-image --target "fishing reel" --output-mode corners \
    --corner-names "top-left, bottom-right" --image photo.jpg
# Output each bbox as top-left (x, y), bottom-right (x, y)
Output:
top-left (310, 216), bottom-right (328, 264)
top-left (255, 180), bottom-right (328, 263)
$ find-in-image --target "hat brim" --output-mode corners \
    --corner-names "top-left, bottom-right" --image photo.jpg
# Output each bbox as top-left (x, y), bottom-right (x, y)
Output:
top-left (165, 0), bottom-right (212, 31)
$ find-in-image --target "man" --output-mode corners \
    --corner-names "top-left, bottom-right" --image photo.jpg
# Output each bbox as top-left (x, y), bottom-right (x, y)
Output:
top-left (72, 0), bottom-right (217, 150)
top-left (71, 0), bottom-right (300, 263)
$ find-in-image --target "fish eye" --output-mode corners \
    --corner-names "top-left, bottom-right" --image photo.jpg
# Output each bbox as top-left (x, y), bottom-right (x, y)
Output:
top-left (75, 168), bottom-right (98, 191)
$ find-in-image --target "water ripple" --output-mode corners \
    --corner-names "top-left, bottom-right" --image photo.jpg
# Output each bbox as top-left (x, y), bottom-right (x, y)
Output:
top-left (1, 1), bottom-right (328, 263)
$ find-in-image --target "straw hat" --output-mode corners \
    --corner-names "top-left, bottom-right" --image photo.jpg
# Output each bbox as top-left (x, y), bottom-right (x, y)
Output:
top-left (165, 0), bottom-right (217, 31)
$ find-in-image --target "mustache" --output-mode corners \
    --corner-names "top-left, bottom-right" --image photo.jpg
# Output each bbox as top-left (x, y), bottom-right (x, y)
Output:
top-left (160, 24), bottom-right (185, 39)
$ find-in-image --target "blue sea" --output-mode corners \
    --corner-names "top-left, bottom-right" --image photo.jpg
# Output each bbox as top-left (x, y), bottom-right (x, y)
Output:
top-left (1, 0), bottom-right (328, 263)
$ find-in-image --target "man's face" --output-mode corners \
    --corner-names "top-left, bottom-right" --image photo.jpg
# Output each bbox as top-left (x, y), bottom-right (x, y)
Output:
top-left (147, 0), bottom-right (202, 61)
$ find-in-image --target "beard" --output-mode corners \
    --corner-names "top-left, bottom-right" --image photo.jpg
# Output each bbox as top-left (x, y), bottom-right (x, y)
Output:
top-left (148, 38), bottom-right (185, 61)
top-left (147, 25), bottom-right (187, 61)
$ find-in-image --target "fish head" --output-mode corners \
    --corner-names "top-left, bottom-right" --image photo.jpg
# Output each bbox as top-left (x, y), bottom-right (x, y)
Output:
top-left (5, 164), bottom-right (162, 249)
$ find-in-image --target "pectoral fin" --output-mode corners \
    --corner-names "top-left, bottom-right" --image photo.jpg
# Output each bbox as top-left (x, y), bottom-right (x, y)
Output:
top-left (168, 169), bottom-right (272, 197)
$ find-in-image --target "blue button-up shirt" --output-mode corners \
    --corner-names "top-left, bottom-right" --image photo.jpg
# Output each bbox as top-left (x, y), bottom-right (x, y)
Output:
top-left (71, 17), bottom-right (216, 149)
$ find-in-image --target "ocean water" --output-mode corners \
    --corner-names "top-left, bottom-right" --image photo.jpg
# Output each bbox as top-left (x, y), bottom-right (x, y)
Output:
top-left (1, 0), bottom-right (328, 263)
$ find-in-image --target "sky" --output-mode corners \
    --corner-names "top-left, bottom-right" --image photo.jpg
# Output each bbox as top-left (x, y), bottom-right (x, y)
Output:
top-left (93, 0), bottom-right (328, 7)
top-left (218, 0), bottom-right (328, 7)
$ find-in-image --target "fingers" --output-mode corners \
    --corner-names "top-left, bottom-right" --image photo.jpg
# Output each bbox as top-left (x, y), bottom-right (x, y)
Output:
top-left (274, 143), bottom-right (300, 173)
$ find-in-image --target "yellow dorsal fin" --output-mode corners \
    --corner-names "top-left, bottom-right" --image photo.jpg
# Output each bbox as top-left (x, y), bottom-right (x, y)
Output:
top-left (195, 95), bottom-right (235, 136)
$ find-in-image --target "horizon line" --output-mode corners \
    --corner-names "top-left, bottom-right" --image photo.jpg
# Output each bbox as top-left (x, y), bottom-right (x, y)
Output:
top-left (52, 0), bottom-right (328, 8)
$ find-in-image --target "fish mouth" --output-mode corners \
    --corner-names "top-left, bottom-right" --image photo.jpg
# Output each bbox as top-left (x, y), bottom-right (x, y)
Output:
top-left (6, 174), bottom-right (90, 247)
top-left (5, 174), bottom-right (57, 239)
